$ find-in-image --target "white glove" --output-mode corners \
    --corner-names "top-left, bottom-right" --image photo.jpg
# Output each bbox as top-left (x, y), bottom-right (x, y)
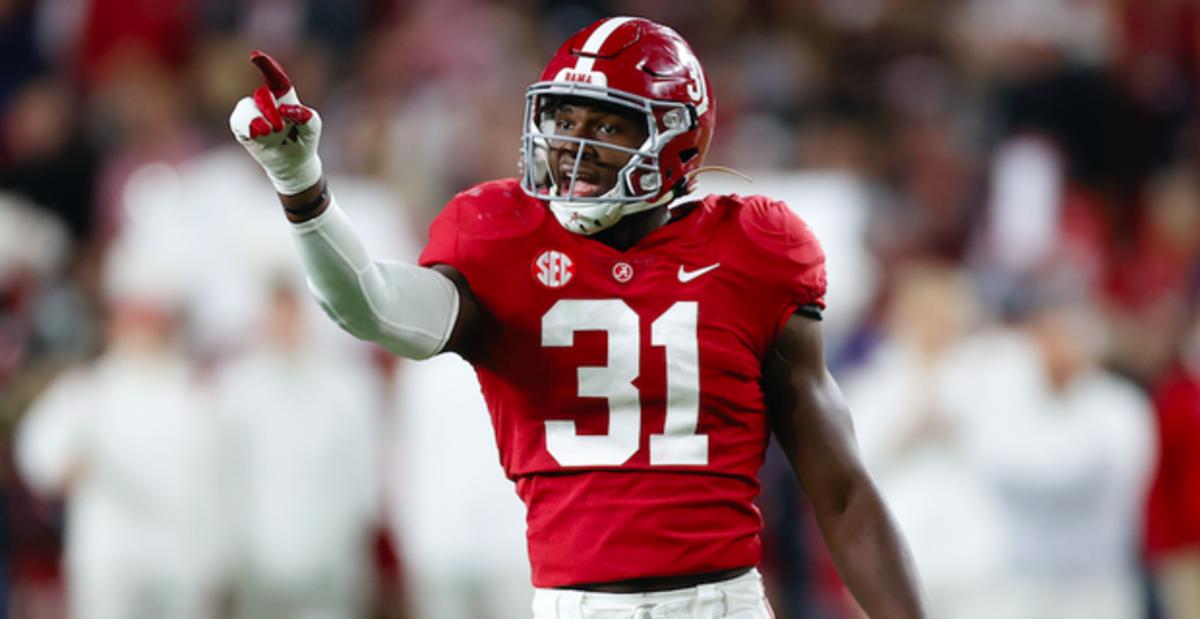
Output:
top-left (229, 51), bottom-right (323, 195)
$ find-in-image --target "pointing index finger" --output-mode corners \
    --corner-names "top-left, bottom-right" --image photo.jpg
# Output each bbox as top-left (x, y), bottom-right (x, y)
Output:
top-left (250, 50), bottom-right (293, 98)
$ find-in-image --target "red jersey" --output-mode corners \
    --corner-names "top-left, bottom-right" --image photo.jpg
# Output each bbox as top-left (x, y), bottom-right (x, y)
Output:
top-left (418, 178), bottom-right (827, 587)
top-left (1146, 366), bottom-right (1200, 559)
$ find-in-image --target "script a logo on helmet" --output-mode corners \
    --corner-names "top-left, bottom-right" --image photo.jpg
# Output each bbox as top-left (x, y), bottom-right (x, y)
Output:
top-left (533, 250), bottom-right (575, 288)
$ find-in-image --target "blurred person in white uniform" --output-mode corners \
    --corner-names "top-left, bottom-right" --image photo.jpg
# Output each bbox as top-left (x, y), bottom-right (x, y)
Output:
top-left (958, 275), bottom-right (1155, 619)
top-left (111, 145), bottom-right (420, 359)
top-left (14, 228), bottom-right (226, 619)
top-left (842, 262), bottom-right (1005, 618)
top-left (214, 278), bottom-right (382, 619)
top-left (390, 353), bottom-right (532, 619)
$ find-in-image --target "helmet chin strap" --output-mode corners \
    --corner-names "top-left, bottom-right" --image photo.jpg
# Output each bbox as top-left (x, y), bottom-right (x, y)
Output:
top-left (549, 187), bottom-right (675, 235)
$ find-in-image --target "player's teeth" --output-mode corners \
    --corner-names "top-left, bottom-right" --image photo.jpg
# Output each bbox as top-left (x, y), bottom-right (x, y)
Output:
top-left (572, 180), bottom-right (599, 195)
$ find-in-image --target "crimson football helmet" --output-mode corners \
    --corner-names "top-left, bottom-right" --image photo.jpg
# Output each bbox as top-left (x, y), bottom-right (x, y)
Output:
top-left (520, 16), bottom-right (716, 235)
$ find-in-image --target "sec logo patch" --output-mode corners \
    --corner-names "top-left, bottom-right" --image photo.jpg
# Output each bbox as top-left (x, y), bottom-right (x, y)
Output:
top-left (533, 250), bottom-right (575, 288)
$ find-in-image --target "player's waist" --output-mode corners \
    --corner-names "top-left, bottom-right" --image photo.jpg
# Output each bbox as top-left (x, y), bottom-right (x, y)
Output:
top-left (517, 471), bottom-right (764, 587)
top-left (561, 565), bottom-right (754, 593)
top-left (533, 568), bottom-right (769, 618)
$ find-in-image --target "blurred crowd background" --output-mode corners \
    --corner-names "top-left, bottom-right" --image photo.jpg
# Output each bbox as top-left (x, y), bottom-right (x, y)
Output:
top-left (1, 0), bottom-right (1198, 618)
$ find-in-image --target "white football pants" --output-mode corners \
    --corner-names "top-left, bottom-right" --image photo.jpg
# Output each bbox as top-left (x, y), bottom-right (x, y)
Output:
top-left (531, 568), bottom-right (773, 619)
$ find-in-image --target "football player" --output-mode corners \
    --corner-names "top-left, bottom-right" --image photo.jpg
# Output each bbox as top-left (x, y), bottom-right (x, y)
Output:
top-left (231, 17), bottom-right (925, 619)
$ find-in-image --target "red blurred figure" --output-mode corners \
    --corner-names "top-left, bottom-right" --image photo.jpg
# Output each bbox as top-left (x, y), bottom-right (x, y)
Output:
top-left (1146, 312), bottom-right (1200, 619)
top-left (79, 0), bottom-right (193, 88)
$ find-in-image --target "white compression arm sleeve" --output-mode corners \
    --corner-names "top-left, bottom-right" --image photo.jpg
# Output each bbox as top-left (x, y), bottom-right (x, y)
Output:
top-left (289, 197), bottom-right (460, 359)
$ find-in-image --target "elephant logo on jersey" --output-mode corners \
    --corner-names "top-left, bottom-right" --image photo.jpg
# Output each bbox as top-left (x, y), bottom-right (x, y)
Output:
top-left (612, 262), bottom-right (634, 283)
top-left (533, 250), bottom-right (575, 288)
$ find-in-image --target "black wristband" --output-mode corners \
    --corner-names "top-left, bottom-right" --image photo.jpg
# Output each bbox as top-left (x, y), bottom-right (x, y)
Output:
top-left (795, 303), bottom-right (824, 321)
top-left (283, 181), bottom-right (329, 222)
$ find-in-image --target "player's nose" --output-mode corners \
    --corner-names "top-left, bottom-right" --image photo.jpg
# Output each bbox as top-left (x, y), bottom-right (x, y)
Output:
top-left (552, 141), bottom-right (594, 166)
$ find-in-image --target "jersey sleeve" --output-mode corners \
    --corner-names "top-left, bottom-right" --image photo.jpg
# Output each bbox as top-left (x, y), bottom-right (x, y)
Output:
top-left (418, 179), bottom-right (544, 278)
top-left (418, 193), bottom-right (462, 270)
top-left (738, 195), bottom-right (828, 312)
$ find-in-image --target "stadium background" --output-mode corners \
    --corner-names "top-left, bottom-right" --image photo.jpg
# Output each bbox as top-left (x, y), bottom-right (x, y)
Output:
top-left (1, 0), bottom-right (1199, 617)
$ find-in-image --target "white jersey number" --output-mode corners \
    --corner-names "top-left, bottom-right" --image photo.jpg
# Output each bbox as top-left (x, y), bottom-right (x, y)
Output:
top-left (541, 299), bottom-right (707, 467)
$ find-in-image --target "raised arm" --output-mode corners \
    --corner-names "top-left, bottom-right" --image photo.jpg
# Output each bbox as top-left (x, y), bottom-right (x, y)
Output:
top-left (229, 51), bottom-right (480, 359)
top-left (763, 314), bottom-right (925, 618)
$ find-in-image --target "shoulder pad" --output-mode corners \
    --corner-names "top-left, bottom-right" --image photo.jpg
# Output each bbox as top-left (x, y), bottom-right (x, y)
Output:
top-left (725, 194), bottom-right (828, 309)
top-left (733, 195), bottom-right (824, 267)
top-left (444, 179), bottom-right (545, 241)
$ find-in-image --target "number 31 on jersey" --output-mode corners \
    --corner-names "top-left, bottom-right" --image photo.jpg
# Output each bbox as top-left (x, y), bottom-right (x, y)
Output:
top-left (541, 299), bottom-right (708, 467)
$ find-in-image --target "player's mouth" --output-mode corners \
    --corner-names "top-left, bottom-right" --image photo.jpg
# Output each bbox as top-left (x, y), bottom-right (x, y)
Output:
top-left (557, 166), bottom-right (609, 198)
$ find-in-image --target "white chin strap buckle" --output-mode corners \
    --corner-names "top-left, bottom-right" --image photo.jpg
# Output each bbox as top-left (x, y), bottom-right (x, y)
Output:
top-left (549, 189), bottom-right (674, 236)
top-left (549, 200), bottom-right (620, 236)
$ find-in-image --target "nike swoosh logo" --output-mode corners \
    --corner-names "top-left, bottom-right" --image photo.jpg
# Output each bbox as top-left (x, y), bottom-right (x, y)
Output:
top-left (678, 263), bottom-right (721, 283)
